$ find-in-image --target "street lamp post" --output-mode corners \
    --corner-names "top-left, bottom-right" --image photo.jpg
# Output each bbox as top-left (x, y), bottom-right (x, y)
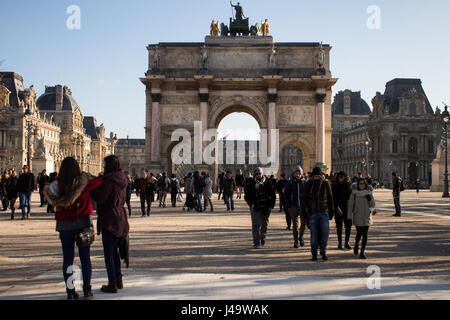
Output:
top-left (365, 139), bottom-right (370, 177)
top-left (24, 108), bottom-right (34, 170)
top-left (442, 105), bottom-right (449, 198)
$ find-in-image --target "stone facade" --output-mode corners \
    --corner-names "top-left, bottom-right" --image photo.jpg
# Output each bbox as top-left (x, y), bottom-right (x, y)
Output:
top-left (140, 36), bottom-right (337, 181)
top-left (115, 137), bottom-right (146, 177)
top-left (332, 79), bottom-right (441, 188)
top-left (0, 72), bottom-right (116, 174)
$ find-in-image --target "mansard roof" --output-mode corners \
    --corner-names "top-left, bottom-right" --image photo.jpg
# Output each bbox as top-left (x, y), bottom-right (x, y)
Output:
top-left (382, 78), bottom-right (433, 114)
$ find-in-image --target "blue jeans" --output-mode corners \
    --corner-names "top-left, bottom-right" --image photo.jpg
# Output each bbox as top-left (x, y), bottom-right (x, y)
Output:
top-left (309, 213), bottom-right (330, 255)
top-left (102, 230), bottom-right (121, 282)
top-left (224, 194), bottom-right (234, 211)
top-left (59, 230), bottom-right (92, 289)
top-left (195, 192), bottom-right (203, 212)
top-left (19, 192), bottom-right (31, 216)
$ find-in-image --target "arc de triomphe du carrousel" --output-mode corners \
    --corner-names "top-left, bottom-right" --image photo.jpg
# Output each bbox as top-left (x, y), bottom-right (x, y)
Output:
top-left (140, 3), bottom-right (337, 182)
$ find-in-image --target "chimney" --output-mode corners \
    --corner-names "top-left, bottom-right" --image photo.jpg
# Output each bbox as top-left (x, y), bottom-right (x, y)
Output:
top-left (55, 85), bottom-right (63, 111)
top-left (343, 90), bottom-right (351, 115)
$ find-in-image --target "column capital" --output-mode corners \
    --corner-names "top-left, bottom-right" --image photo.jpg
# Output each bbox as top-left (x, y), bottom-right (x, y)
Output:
top-left (268, 93), bottom-right (278, 103)
top-left (151, 93), bottom-right (162, 103)
top-left (199, 93), bottom-right (210, 103)
top-left (315, 93), bottom-right (326, 103)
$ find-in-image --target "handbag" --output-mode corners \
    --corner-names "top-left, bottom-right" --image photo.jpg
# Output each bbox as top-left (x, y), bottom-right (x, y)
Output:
top-left (75, 225), bottom-right (95, 248)
top-left (74, 202), bottom-right (95, 247)
top-left (177, 193), bottom-right (183, 202)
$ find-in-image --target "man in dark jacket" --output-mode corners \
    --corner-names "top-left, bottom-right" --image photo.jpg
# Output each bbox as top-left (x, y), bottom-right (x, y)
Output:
top-left (136, 170), bottom-right (150, 217)
top-left (223, 170), bottom-right (236, 212)
top-left (304, 167), bottom-right (334, 261)
top-left (16, 165), bottom-right (35, 220)
top-left (285, 166), bottom-right (307, 248)
top-left (332, 171), bottom-right (352, 250)
top-left (244, 167), bottom-right (276, 249)
top-left (0, 171), bottom-right (8, 211)
top-left (392, 172), bottom-right (402, 217)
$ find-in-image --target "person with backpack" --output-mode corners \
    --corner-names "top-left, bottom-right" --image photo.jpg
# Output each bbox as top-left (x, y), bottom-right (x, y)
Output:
top-left (169, 174), bottom-right (180, 208)
top-left (284, 166), bottom-right (307, 248)
top-left (158, 172), bottom-right (170, 208)
top-left (348, 178), bottom-right (376, 259)
top-left (304, 167), bottom-right (335, 261)
top-left (392, 172), bottom-right (403, 217)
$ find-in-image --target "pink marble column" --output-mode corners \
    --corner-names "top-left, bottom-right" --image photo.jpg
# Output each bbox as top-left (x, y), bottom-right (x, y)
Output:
top-left (315, 93), bottom-right (326, 164)
top-left (267, 90), bottom-right (278, 157)
top-left (151, 92), bottom-right (162, 162)
top-left (199, 91), bottom-right (209, 152)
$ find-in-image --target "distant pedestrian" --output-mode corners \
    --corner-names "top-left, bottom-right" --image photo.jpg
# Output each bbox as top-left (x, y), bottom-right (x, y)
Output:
top-left (6, 170), bottom-right (18, 219)
top-left (235, 169), bottom-right (244, 199)
top-left (304, 167), bottom-right (335, 261)
top-left (244, 167), bottom-right (276, 249)
top-left (202, 172), bottom-right (214, 212)
top-left (170, 174), bottom-right (180, 207)
top-left (217, 172), bottom-right (225, 200)
top-left (37, 169), bottom-right (49, 207)
top-left (16, 165), bottom-right (35, 220)
top-left (157, 172), bottom-right (170, 208)
top-left (285, 166), bottom-right (307, 248)
top-left (1, 170), bottom-right (9, 211)
top-left (416, 178), bottom-right (421, 194)
top-left (223, 170), bottom-right (236, 212)
top-left (193, 171), bottom-right (205, 212)
top-left (136, 170), bottom-right (151, 217)
top-left (45, 157), bottom-right (102, 300)
top-left (47, 172), bottom-right (57, 213)
top-left (392, 172), bottom-right (402, 217)
top-left (93, 155), bottom-right (129, 294)
top-left (125, 172), bottom-right (133, 216)
top-left (348, 178), bottom-right (376, 259)
top-left (332, 171), bottom-right (352, 250)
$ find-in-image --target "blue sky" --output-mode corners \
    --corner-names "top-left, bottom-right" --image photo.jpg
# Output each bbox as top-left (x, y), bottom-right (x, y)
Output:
top-left (1, 0), bottom-right (449, 139)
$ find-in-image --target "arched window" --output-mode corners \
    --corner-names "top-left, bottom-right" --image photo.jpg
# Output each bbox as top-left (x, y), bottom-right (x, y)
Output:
top-left (408, 137), bottom-right (418, 154)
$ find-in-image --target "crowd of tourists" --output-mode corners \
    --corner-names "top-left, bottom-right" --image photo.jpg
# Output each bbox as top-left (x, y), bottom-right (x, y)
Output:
top-left (0, 158), bottom-right (409, 300)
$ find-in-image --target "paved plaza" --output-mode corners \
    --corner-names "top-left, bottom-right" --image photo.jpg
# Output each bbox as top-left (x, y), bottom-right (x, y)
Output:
top-left (0, 190), bottom-right (449, 300)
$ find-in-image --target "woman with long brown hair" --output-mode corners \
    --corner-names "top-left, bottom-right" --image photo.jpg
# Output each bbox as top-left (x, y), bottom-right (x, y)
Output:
top-left (92, 155), bottom-right (129, 293)
top-left (45, 157), bottom-right (102, 300)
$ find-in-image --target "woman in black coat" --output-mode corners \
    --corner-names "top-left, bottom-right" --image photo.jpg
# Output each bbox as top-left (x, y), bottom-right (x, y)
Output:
top-left (6, 170), bottom-right (19, 219)
top-left (332, 171), bottom-right (352, 250)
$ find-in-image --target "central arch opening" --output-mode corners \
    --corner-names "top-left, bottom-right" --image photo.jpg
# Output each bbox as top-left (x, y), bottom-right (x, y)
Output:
top-left (217, 111), bottom-right (261, 176)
